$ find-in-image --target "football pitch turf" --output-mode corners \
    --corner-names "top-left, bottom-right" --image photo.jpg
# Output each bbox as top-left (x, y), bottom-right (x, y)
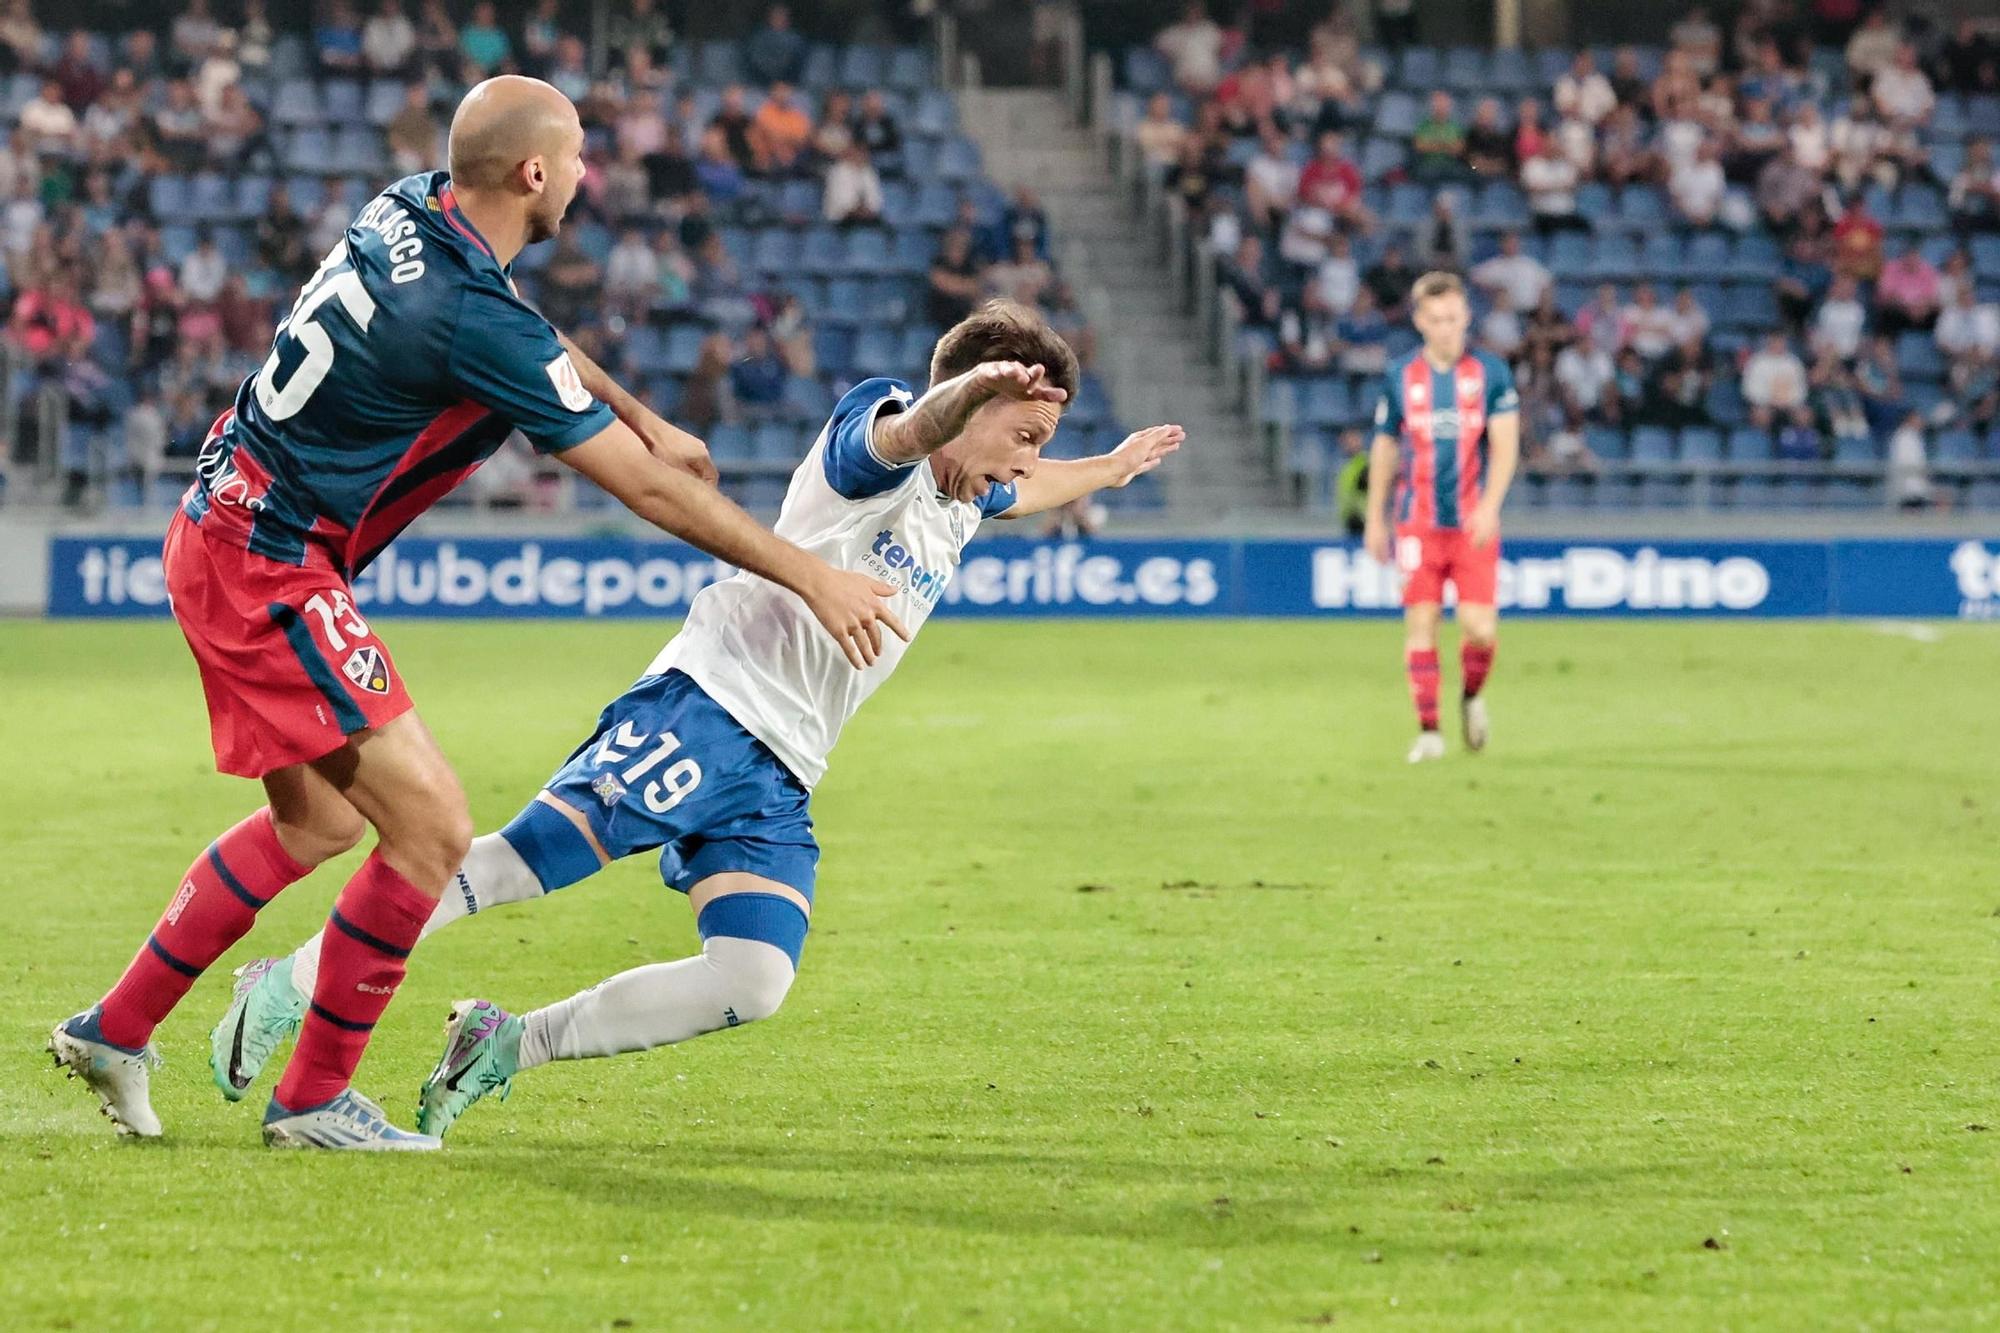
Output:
top-left (2, 616), bottom-right (1996, 1330)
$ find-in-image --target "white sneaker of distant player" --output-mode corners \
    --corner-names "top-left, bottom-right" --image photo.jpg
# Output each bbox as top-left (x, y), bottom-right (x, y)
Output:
top-left (48, 1014), bottom-right (163, 1138)
top-left (1407, 731), bottom-right (1447, 764)
top-left (1462, 695), bottom-right (1489, 752)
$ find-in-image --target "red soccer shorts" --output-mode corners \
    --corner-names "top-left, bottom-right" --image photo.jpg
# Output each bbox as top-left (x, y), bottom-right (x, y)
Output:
top-left (1396, 524), bottom-right (1500, 608)
top-left (163, 511), bottom-right (413, 778)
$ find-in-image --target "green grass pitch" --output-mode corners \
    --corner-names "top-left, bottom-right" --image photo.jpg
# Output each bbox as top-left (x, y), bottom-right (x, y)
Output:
top-left (3, 616), bottom-right (1997, 1330)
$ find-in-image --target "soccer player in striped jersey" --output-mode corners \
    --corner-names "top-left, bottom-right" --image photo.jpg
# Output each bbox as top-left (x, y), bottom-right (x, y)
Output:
top-left (47, 77), bottom-right (900, 1150)
top-left (1364, 271), bottom-right (1520, 763)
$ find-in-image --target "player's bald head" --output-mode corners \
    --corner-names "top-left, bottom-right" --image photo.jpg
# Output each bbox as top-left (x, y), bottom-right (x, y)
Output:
top-left (447, 76), bottom-right (580, 190)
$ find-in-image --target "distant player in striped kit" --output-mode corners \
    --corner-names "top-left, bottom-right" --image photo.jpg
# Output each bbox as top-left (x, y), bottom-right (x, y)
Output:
top-left (1364, 271), bottom-right (1520, 763)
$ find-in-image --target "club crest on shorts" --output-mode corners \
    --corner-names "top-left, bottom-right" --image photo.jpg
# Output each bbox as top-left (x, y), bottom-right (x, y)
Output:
top-left (590, 772), bottom-right (628, 806)
top-left (342, 645), bottom-right (392, 695)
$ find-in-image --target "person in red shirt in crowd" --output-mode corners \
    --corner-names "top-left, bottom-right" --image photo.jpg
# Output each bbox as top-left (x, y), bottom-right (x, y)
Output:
top-left (10, 269), bottom-right (95, 366)
top-left (1297, 130), bottom-right (1368, 226)
top-left (1832, 192), bottom-right (1884, 281)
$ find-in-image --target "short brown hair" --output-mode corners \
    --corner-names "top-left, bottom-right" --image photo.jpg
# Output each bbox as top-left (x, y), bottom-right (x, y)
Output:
top-left (930, 299), bottom-right (1080, 404)
top-left (1411, 271), bottom-right (1467, 306)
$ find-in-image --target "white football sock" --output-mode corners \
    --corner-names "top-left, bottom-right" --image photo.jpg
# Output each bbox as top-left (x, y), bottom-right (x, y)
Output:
top-left (288, 832), bottom-right (544, 999)
top-left (514, 936), bottom-right (795, 1069)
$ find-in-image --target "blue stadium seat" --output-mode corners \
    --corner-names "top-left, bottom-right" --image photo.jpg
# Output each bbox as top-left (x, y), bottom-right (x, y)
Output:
top-left (784, 375), bottom-right (833, 422)
top-left (888, 48), bottom-right (931, 91)
top-left (663, 325), bottom-right (708, 374)
top-left (1585, 426), bottom-right (1628, 462)
top-left (365, 80), bottom-right (407, 126)
top-left (890, 226), bottom-right (932, 275)
top-left (839, 46), bottom-right (886, 87)
top-left (1302, 378), bottom-right (1354, 426)
top-left (914, 89), bottom-right (957, 139)
top-left (845, 227), bottom-right (892, 275)
top-left (270, 82), bottom-right (322, 127)
top-left (707, 425), bottom-right (753, 464)
top-left (1726, 427), bottom-right (1775, 461)
top-left (233, 175), bottom-right (271, 219)
top-left (697, 41), bottom-right (742, 85)
top-left (935, 137), bottom-right (982, 183)
top-left (1629, 426), bottom-right (1675, 464)
top-left (800, 227), bottom-right (844, 275)
top-left (322, 79), bottom-right (363, 124)
top-left (799, 44), bottom-right (838, 89)
top-left (1895, 332), bottom-right (1946, 381)
top-left (753, 228), bottom-right (799, 273)
top-left (1831, 433), bottom-right (1880, 463)
top-left (149, 174), bottom-right (192, 220)
top-left (1262, 378), bottom-right (1299, 426)
top-left (853, 327), bottom-right (898, 375)
top-left (751, 422), bottom-right (799, 464)
top-left (1398, 48), bottom-right (1441, 88)
top-left (1678, 427), bottom-right (1723, 463)
top-left (1442, 48), bottom-right (1488, 94)
top-left (1936, 429), bottom-right (1983, 464)
top-left (281, 127), bottom-right (334, 173)
top-left (1123, 47), bottom-right (1170, 96)
top-left (1373, 92), bottom-right (1420, 139)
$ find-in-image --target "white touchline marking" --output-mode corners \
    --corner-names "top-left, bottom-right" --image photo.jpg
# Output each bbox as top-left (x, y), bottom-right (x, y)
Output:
top-left (1869, 621), bottom-right (1942, 644)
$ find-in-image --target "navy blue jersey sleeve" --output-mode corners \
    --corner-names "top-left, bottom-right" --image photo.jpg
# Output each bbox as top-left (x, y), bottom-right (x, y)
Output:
top-left (445, 287), bottom-right (616, 453)
top-left (978, 480), bottom-right (1018, 517)
top-left (821, 376), bottom-right (918, 500)
top-left (1372, 368), bottom-right (1404, 437)
top-left (1483, 352), bottom-right (1520, 417)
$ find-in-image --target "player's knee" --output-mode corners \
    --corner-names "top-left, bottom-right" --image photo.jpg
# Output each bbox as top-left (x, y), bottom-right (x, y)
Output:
top-left (704, 936), bottom-right (796, 1025)
top-left (274, 805), bottom-right (367, 865)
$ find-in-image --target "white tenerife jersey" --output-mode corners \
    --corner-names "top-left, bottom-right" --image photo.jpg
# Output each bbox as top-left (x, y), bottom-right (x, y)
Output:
top-left (647, 377), bottom-right (1018, 787)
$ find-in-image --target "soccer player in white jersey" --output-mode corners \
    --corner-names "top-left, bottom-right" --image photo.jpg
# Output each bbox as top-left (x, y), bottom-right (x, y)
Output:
top-left (209, 301), bottom-right (1183, 1133)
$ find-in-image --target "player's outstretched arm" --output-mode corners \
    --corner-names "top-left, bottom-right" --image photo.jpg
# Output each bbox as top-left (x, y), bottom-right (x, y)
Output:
top-left (1362, 430), bottom-right (1399, 564)
top-left (560, 421), bottom-right (909, 669)
top-left (997, 424), bottom-right (1185, 519)
top-left (557, 332), bottom-right (718, 484)
top-left (873, 361), bottom-right (1069, 464)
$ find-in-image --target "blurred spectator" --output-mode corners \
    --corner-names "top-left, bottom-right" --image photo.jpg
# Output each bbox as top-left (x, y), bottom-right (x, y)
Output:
top-left (1626, 284), bottom-right (1679, 362)
top-left (927, 227), bottom-right (982, 328)
top-left (1936, 20), bottom-right (1997, 96)
top-left (987, 235), bottom-right (1053, 307)
top-left (88, 229), bottom-right (142, 326)
top-left (823, 145), bottom-right (883, 225)
top-left (1314, 230), bottom-right (1359, 314)
top-left (1671, 140), bottom-right (1727, 226)
top-left (730, 326), bottom-right (788, 417)
top-left (811, 90), bottom-right (854, 163)
top-left (255, 183), bottom-right (311, 286)
top-left (1003, 187), bottom-right (1051, 259)
top-left (1373, 0), bottom-right (1416, 51)
top-left (171, 0), bottom-right (222, 67)
top-left (710, 85), bottom-right (756, 171)
top-left (179, 231), bottom-right (226, 304)
top-left (1666, 288), bottom-right (1711, 350)
top-left (1871, 45), bottom-right (1934, 128)
top-left (1244, 124), bottom-right (1298, 230)
top-left (1220, 233), bottom-right (1279, 329)
top-left (239, 0), bottom-right (274, 72)
top-left (388, 84), bottom-right (440, 173)
top-left (1887, 413), bottom-right (1932, 508)
top-left (459, 2), bottom-right (512, 74)
top-left (1950, 140), bottom-right (2000, 233)
top-left (1135, 93), bottom-right (1187, 176)
top-left (316, 1), bottom-right (365, 74)
top-left (1936, 287), bottom-right (2000, 358)
top-left (53, 31), bottom-right (105, 115)
top-left (769, 293), bottom-right (813, 377)
top-left (1788, 102), bottom-right (1830, 173)
top-left (852, 89), bottom-right (903, 176)
top-left (607, 0), bottom-right (672, 66)
top-left (546, 35), bottom-right (589, 103)
top-left (1479, 290), bottom-right (1523, 357)
top-left (1756, 146), bottom-right (1824, 234)
top-left (1155, 2), bottom-right (1225, 94)
top-left (152, 80), bottom-right (206, 171)
top-left (1297, 130), bottom-right (1365, 223)
top-left (1413, 192), bottom-right (1467, 270)
top-left (676, 333), bottom-right (734, 435)
top-left (751, 83), bottom-right (812, 175)
top-left (1776, 231), bottom-right (1833, 328)
top-left (694, 125), bottom-right (747, 203)
top-left (1831, 194), bottom-right (1884, 281)
top-left (1742, 332), bottom-right (1810, 428)
top-left (1364, 241), bottom-right (1417, 320)
top-left (1470, 230), bottom-right (1550, 313)
top-left (520, 0), bottom-right (560, 74)
top-left (1464, 98), bottom-right (1513, 177)
top-left (11, 268), bottom-right (94, 369)
top-left (1512, 98), bottom-right (1547, 166)
top-left (1555, 51), bottom-right (1616, 127)
top-left (0, 0), bottom-right (39, 75)
top-left (1653, 337), bottom-right (1715, 426)
top-left (195, 31), bottom-right (242, 116)
top-left (1411, 92), bottom-right (1466, 184)
top-left (1554, 338), bottom-right (1613, 419)
top-left (205, 84), bottom-right (263, 165)
top-left (1811, 274), bottom-right (1867, 361)
top-left (19, 81), bottom-right (77, 153)
top-left (1948, 349), bottom-right (2000, 435)
top-left (417, 0), bottom-right (458, 74)
top-left (1521, 138), bottom-right (1583, 235)
top-left (605, 226), bottom-right (656, 317)
top-left (1607, 47), bottom-right (1647, 108)
top-left (539, 231), bottom-right (600, 331)
top-left (1336, 288), bottom-right (1390, 375)
top-left (746, 5), bottom-right (806, 86)
top-left (1843, 10), bottom-right (1899, 80)
top-left (1876, 243), bottom-right (1941, 335)
top-left (1671, 5), bottom-right (1723, 78)
top-left (1577, 284), bottom-right (1631, 356)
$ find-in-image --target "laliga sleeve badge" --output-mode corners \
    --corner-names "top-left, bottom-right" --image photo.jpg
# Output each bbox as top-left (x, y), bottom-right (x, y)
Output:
top-left (545, 352), bottom-right (594, 412)
top-left (590, 773), bottom-right (628, 806)
top-left (342, 646), bottom-right (392, 695)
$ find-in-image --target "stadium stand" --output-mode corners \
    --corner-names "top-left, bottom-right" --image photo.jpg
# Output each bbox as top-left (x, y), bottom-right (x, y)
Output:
top-left (1111, 4), bottom-right (2000, 513)
top-left (2, 0), bottom-right (1156, 518)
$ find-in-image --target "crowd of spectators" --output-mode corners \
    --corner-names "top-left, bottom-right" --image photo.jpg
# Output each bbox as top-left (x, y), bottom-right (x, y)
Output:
top-left (2, 0), bottom-right (1090, 512)
top-left (1139, 1), bottom-right (2000, 504)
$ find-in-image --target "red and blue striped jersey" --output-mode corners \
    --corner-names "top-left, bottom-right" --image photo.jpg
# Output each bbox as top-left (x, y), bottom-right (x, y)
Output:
top-left (183, 172), bottom-right (616, 577)
top-left (1372, 347), bottom-right (1519, 530)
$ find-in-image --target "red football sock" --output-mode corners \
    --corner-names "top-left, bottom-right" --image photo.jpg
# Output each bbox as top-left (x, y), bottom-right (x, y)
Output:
top-left (274, 852), bottom-right (436, 1112)
top-left (1406, 648), bottom-right (1441, 731)
top-left (98, 809), bottom-right (311, 1049)
top-left (1462, 641), bottom-right (1496, 699)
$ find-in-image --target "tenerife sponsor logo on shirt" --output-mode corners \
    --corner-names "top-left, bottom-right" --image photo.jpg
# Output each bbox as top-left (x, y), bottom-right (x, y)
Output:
top-left (867, 529), bottom-right (950, 606)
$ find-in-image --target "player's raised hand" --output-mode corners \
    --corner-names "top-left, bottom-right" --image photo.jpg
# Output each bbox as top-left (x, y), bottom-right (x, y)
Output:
top-left (800, 565), bottom-right (911, 670)
top-left (1106, 424), bottom-right (1184, 486)
top-left (971, 361), bottom-right (1068, 405)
